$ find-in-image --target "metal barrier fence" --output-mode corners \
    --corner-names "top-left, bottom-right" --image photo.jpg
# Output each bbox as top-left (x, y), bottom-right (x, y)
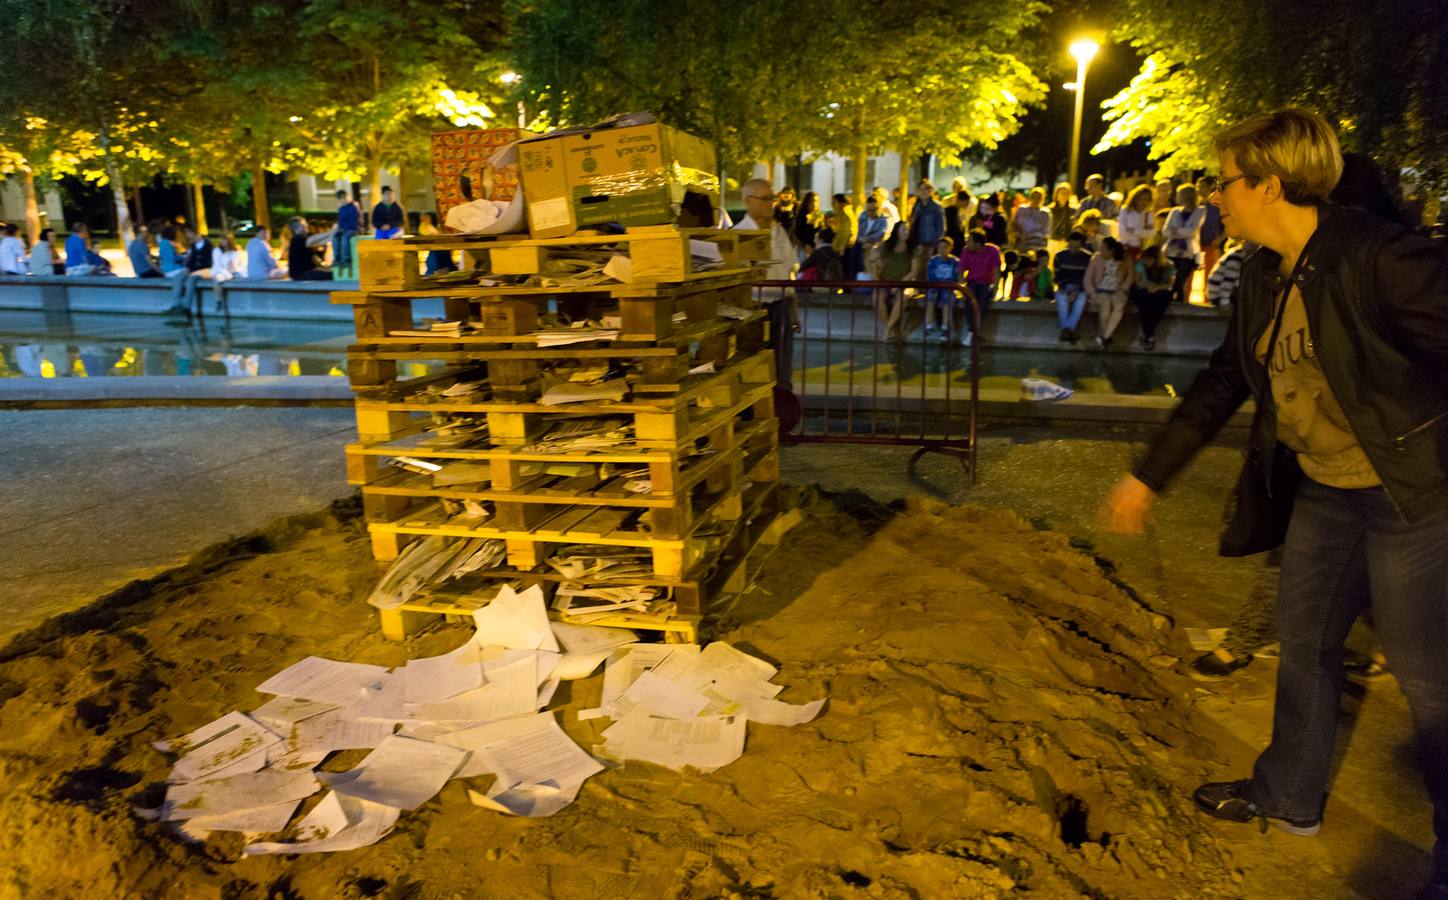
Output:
top-left (752, 278), bottom-right (980, 482)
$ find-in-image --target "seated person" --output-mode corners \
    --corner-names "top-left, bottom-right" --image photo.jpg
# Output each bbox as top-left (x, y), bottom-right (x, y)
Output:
top-left (127, 224), bottom-right (162, 277)
top-left (287, 216), bottom-right (337, 281)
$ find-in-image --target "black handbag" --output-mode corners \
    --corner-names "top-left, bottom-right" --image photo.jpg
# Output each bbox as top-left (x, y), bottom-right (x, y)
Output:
top-left (1219, 436), bottom-right (1302, 557)
top-left (1219, 261), bottom-right (1305, 557)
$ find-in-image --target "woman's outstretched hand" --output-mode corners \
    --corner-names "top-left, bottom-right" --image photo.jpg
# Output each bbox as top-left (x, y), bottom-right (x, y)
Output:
top-left (1099, 474), bottom-right (1157, 534)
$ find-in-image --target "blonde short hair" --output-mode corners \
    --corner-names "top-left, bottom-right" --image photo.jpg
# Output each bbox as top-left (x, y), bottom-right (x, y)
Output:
top-left (1213, 108), bottom-right (1343, 205)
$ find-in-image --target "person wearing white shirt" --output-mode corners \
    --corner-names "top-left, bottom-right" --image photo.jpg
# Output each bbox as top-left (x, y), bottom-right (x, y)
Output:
top-left (245, 227), bottom-right (285, 282)
top-left (734, 177), bottom-right (799, 392)
top-left (872, 186), bottom-right (901, 234)
top-left (208, 232), bottom-right (244, 313)
top-left (0, 224), bottom-right (28, 275)
top-left (1117, 185), bottom-right (1157, 259)
top-left (1163, 184), bottom-right (1208, 303)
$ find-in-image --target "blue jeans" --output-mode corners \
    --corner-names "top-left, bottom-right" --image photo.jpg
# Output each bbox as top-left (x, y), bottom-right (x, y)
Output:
top-left (1249, 478), bottom-right (1448, 875)
top-left (1055, 285), bottom-right (1086, 330)
top-left (333, 230), bottom-right (356, 272)
top-left (964, 282), bottom-right (995, 332)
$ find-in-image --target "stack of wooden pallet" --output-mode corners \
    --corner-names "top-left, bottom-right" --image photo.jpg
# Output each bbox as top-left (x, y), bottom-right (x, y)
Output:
top-left (337, 225), bottom-right (789, 642)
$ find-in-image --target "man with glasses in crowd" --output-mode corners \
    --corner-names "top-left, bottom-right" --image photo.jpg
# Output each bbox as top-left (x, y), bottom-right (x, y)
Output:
top-left (735, 178), bottom-right (800, 392)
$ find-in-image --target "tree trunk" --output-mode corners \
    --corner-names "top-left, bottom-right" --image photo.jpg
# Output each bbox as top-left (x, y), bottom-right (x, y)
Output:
top-left (192, 181), bottom-right (208, 235)
top-left (105, 159), bottom-right (133, 243)
top-left (132, 183), bottom-right (145, 228)
top-left (252, 163), bottom-right (271, 234)
top-left (769, 158), bottom-right (781, 188)
top-left (897, 148), bottom-right (912, 218)
top-left (367, 147), bottom-right (383, 229)
top-left (21, 171), bottom-right (40, 244)
top-left (852, 144), bottom-right (868, 207)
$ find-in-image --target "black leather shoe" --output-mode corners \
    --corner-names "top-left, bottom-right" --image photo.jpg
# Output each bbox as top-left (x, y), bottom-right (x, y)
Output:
top-left (1194, 780), bottom-right (1322, 835)
top-left (1191, 651), bottom-right (1253, 679)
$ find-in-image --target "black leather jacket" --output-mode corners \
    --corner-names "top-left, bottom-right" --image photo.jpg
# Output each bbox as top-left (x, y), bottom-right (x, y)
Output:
top-left (1134, 207), bottom-right (1448, 524)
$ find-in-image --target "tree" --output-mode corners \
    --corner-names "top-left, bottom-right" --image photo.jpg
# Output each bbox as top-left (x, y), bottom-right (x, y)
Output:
top-left (0, 116), bottom-right (93, 241)
top-left (806, 0), bottom-right (1048, 203)
top-left (293, 0), bottom-right (510, 207)
top-left (0, 0), bottom-right (179, 240)
top-left (509, 0), bottom-right (1047, 203)
top-left (507, 0), bottom-right (820, 180)
top-left (159, 0), bottom-right (322, 234)
top-left (1095, 0), bottom-right (1448, 192)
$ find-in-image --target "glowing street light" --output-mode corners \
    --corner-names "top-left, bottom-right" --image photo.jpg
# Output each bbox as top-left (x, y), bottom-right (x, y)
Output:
top-left (1067, 38), bottom-right (1100, 191)
top-left (499, 72), bottom-right (527, 127)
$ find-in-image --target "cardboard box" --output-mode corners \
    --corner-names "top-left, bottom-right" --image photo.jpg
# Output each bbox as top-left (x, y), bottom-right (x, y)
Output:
top-left (518, 123), bottom-right (718, 238)
top-left (430, 128), bottom-right (523, 219)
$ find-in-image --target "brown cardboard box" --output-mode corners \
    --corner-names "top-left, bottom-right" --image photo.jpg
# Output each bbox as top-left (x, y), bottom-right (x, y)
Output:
top-left (518, 123), bottom-right (718, 238)
top-left (430, 128), bottom-right (523, 219)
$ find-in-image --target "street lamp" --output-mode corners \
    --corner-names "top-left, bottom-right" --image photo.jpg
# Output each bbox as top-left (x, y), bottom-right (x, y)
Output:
top-left (1067, 38), bottom-right (1100, 191)
top-left (499, 71), bottom-right (526, 128)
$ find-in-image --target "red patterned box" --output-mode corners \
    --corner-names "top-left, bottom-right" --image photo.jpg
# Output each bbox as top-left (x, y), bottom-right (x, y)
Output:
top-left (430, 128), bottom-right (523, 219)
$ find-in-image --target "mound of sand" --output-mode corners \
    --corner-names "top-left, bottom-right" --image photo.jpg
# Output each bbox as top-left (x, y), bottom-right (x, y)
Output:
top-left (0, 491), bottom-right (1246, 898)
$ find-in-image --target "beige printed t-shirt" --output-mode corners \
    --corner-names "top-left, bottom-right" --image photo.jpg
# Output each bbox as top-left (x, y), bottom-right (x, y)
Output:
top-left (1256, 286), bottom-right (1380, 488)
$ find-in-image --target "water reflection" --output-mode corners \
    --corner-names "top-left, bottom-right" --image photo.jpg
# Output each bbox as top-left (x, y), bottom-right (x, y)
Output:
top-left (794, 339), bottom-right (1204, 397)
top-left (0, 310), bottom-right (355, 379)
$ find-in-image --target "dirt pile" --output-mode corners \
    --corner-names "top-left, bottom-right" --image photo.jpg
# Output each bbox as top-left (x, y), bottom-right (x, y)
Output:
top-left (0, 491), bottom-right (1245, 899)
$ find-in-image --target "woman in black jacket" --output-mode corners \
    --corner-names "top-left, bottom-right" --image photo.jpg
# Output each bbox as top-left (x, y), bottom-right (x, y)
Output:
top-left (1101, 109), bottom-right (1448, 900)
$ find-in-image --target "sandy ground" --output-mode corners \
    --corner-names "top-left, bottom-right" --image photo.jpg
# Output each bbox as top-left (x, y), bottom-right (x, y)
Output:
top-left (0, 435), bottom-right (1435, 899)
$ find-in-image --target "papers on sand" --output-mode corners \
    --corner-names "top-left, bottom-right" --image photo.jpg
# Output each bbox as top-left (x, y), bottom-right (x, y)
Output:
top-left (150, 575), bottom-right (824, 857)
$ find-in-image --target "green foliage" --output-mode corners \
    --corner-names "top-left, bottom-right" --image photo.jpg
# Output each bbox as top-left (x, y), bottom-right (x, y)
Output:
top-left (507, 0), bottom-right (1048, 171)
top-left (1095, 0), bottom-right (1448, 189)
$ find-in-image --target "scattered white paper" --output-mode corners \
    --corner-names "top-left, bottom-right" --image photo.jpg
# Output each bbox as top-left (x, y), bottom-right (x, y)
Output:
top-left (164, 767), bottom-right (319, 821)
top-left (328, 735), bottom-right (469, 810)
top-left (729, 694), bottom-right (826, 727)
top-left (550, 621), bottom-right (640, 656)
top-left (244, 791), bottom-right (401, 856)
top-left (411, 655), bottom-right (538, 722)
top-left (473, 585), bottom-right (561, 653)
top-left (620, 670), bottom-right (711, 719)
top-left (536, 678), bottom-right (560, 708)
top-left (472, 715), bottom-right (604, 791)
top-left (163, 712), bottom-right (283, 783)
top-left (600, 644), bottom-right (699, 713)
top-left (250, 697), bottom-right (338, 731)
top-left (435, 712), bottom-right (555, 779)
top-left (287, 709), bottom-right (397, 754)
top-left (468, 778), bottom-right (583, 817)
top-left (402, 641), bottom-right (485, 705)
top-left (179, 798), bottom-right (301, 838)
top-left (553, 648), bottom-right (622, 681)
top-left (599, 711), bottom-right (746, 772)
top-left (341, 673), bottom-right (414, 725)
top-left (255, 657), bottom-right (391, 706)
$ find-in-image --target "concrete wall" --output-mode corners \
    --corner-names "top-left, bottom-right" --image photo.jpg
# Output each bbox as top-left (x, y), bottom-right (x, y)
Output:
top-left (0, 276), bottom-right (447, 323)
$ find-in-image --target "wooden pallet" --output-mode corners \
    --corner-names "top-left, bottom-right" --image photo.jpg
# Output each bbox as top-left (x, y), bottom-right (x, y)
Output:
top-left (357, 225), bottom-right (770, 292)
top-left (346, 398), bottom-right (778, 498)
top-left (336, 272), bottom-right (764, 349)
top-left (374, 479), bottom-right (794, 642)
top-left (346, 310), bottom-right (769, 395)
top-left (352, 352), bottom-right (775, 446)
top-left (359, 421), bottom-right (778, 541)
top-left (366, 448), bottom-right (779, 574)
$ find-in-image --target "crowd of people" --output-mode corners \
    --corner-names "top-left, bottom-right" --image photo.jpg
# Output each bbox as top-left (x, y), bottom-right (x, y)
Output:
top-left (755, 171), bottom-right (1255, 350)
top-left (0, 185), bottom-right (423, 316)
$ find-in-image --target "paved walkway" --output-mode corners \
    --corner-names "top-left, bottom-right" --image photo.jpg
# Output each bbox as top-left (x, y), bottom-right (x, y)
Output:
top-left (0, 407), bottom-right (355, 639)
